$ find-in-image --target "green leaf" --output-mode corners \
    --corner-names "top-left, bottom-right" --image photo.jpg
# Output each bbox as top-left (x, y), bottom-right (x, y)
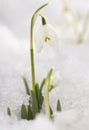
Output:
top-left (27, 104), bottom-right (33, 120)
top-left (39, 95), bottom-right (44, 110)
top-left (22, 76), bottom-right (30, 95)
top-left (49, 85), bottom-right (54, 92)
top-left (35, 83), bottom-right (40, 111)
top-left (40, 78), bottom-right (45, 92)
top-left (47, 68), bottom-right (53, 80)
top-left (21, 104), bottom-right (28, 119)
top-left (50, 106), bottom-right (53, 115)
top-left (7, 107), bottom-right (11, 116)
top-left (31, 90), bottom-right (38, 118)
top-left (57, 99), bottom-right (61, 112)
top-left (35, 83), bottom-right (44, 111)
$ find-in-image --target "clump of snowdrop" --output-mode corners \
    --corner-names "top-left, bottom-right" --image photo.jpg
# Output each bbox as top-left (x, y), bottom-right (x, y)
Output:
top-left (7, 3), bottom-right (61, 120)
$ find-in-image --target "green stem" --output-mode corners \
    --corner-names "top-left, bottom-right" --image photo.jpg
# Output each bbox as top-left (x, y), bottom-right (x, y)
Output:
top-left (30, 3), bottom-right (48, 93)
top-left (30, 15), bottom-right (36, 93)
top-left (30, 49), bottom-right (35, 93)
top-left (44, 83), bottom-right (50, 118)
top-left (44, 68), bottom-right (53, 119)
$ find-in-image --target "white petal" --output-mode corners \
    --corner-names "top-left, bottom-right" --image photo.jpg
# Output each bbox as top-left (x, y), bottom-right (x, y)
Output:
top-left (34, 24), bottom-right (60, 52)
top-left (34, 25), bottom-right (45, 52)
top-left (51, 71), bottom-right (61, 87)
top-left (44, 24), bottom-right (60, 51)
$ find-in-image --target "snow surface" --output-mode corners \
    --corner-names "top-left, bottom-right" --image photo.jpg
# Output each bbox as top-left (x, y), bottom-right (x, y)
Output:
top-left (0, 0), bottom-right (89, 130)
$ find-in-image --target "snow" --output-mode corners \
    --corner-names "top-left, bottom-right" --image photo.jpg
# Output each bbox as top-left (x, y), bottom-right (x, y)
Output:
top-left (0, 0), bottom-right (89, 129)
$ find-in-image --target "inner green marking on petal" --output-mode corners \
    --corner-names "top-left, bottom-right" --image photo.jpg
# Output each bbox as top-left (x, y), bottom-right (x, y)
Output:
top-left (44, 36), bottom-right (51, 42)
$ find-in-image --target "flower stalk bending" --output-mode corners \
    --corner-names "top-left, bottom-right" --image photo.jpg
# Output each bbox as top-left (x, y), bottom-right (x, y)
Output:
top-left (30, 3), bottom-right (48, 93)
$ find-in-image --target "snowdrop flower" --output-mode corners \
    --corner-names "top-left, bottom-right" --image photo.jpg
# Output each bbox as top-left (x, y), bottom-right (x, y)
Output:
top-left (45, 68), bottom-right (61, 91)
top-left (35, 23), bottom-right (60, 52)
top-left (51, 71), bottom-right (60, 87)
top-left (44, 69), bottom-right (61, 118)
top-left (62, 0), bottom-right (77, 34)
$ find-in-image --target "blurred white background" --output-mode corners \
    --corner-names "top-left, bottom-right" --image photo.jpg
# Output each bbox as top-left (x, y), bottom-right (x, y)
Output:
top-left (0, 0), bottom-right (89, 39)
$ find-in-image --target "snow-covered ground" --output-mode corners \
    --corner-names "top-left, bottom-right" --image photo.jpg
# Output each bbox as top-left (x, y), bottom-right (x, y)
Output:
top-left (0, 0), bottom-right (89, 130)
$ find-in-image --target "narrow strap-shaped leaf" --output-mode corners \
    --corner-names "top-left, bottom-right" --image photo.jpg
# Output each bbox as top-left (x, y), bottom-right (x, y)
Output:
top-left (27, 104), bottom-right (33, 120)
top-left (35, 83), bottom-right (40, 111)
top-left (50, 106), bottom-right (54, 119)
top-left (36, 83), bottom-right (44, 111)
top-left (21, 104), bottom-right (28, 119)
top-left (7, 107), bottom-right (11, 116)
top-left (22, 76), bottom-right (30, 95)
top-left (40, 95), bottom-right (44, 109)
top-left (49, 85), bottom-right (54, 92)
top-left (50, 106), bottom-right (53, 115)
top-left (31, 90), bottom-right (38, 118)
top-left (40, 78), bottom-right (45, 92)
top-left (56, 99), bottom-right (61, 112)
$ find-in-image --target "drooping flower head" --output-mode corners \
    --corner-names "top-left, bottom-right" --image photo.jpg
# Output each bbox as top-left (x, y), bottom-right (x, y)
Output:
top-left (35, 16), bottom-right (60, 52)
top-left (50, 71), bottom-right (61, 87)
top-left (45, 68), bottom-right (61, 92)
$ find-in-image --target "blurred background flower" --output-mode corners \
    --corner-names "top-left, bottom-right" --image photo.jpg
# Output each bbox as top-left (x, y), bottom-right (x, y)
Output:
top-left (0, 0), bottom-right (89, 39)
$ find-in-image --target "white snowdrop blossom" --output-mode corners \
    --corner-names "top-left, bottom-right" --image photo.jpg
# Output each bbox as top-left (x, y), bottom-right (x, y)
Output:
top-left (51, 71), bottom-right (61, 87)
top-left (35, 24), bottom-right (60, 52)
